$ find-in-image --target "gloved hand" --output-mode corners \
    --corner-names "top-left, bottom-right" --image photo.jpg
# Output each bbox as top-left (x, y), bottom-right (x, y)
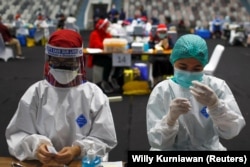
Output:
top-left (190, 80), bottom-right (219, 110)
top-left (166, 98), bottom-right (191, 126)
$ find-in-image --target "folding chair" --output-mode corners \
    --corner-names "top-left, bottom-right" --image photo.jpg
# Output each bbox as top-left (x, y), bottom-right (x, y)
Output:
top-left (203, 44), bottom-right (225, 75)
top-left (0, 34), bottom-right (14, 62)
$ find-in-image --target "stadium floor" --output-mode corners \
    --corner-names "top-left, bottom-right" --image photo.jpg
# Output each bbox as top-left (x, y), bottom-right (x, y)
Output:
top-left (0, 34), bottom-right (249, 161)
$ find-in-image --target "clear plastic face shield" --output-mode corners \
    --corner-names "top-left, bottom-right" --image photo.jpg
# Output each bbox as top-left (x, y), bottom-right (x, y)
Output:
top-left (44, 44), bottom-right (85, 87)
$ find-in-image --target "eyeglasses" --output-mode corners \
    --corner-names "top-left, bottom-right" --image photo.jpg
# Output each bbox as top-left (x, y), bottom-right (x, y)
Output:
top-left (49, 59), bottom-right (78, 67)
top-left (49, 61), bottom-right (78, 67)
top-left (49, 58), bottom-right (79, 70)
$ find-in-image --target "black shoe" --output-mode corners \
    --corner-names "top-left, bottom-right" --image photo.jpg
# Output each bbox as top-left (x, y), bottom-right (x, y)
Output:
top-left (101, 81), bottom-right (114, 94)
top-left (110, 78), bottom-right (120, 90)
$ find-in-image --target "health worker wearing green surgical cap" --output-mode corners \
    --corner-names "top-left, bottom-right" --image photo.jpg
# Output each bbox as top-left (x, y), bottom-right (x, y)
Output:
top-left (146, 34), bottom-right (245, 150)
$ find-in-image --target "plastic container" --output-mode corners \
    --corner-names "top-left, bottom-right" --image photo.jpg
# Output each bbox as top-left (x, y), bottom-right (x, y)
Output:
top-left (195, 29), bottom-right (211, 39)
top-left (103, 38), bottom-right (127, 53)
top-left (82, 141), bottom-right (102, 167)
top-left (124, 69), bottom-right (134, 83)
top-left (134, 62), bottom-right (149, 80)
top-left (26, 37), bottom-right (35, 47)
top-left (16, 35), bottom-right (26, 47)
top-left (28, 28), bottom-right (36, 38)
top-left (143, 42), bottom-right (149, 52)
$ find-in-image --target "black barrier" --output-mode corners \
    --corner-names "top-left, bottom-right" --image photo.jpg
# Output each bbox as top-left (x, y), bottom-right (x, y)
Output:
top-left (128, 151), bottom-right (250, 167)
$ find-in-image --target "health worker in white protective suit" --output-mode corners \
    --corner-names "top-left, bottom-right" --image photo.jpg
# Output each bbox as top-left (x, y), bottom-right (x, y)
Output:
top-left (5, 29), bottom-right (117, 165)
top-left (146, 34), bottom-right (245, 150)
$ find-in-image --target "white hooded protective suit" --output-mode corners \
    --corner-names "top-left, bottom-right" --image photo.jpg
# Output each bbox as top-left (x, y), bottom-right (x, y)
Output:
top-left (6, 80), bottom-right (117, 160)
top-left (147, 75), bottom-right (245, 150)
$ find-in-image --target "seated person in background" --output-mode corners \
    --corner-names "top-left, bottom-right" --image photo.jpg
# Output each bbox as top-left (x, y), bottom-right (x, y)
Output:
top-left (0, 15), bottom-right (24, 59)
top-left (13, 13), bottom-right (29, 37)
top-left (55, 10), bottom-right (66, 29)
top-left (34, 13), bottom-right (48, 28)
top-left (222, 23), bottom-right (231, 42)
top-left (228, 25), bottom-right (248, 47)
top-left (12, 13), bottom-right (25, 28)
top-left (147, 34), bottom-right (245, 151)
top-left (177, 19), bottom-right (186, 33)
top-left (64, 13), bottom-right (80, 32)
top-left (211, 16), bottom-right (223, 39)
top-left (6, 30), bottom-right (117, 166)
top-left (33, 13), bottom-right (50, 43)
top-left (89, 18), bottom-right (120, 93)
top-left (165, 16), bottom-right (176, 31)
top-left (149, 24), bottom-right (174, 86)
top-left (107, 4), bottom-right (119, 23)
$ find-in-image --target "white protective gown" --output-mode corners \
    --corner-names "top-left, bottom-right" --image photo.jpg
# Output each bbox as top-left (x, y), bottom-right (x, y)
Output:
top-left (6, 80), bottom-right (117, 161)
top-left (147, 75), bottom-right (245, 150)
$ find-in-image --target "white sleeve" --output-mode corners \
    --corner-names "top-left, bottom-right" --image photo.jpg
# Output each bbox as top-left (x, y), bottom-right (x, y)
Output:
top-left (146, 84), bottom-right (179, 149)
top-left (208, 81), bottom-right (246, 139)
top-left (5, 86), bottom-right (52, 161)
top-left (73, 88), bottom-right (117, 157)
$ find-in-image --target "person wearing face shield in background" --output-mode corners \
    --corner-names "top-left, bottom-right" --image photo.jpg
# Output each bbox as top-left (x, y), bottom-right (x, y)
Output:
top-left (5, 29), bottom-right (117, 166)
top-left (148, 24), bottom-right (174, 86)
top-left (146, 34), bottom-right (245, 151)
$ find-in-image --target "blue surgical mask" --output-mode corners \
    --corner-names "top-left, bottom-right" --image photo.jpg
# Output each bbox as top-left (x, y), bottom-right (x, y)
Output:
top-left (158, 33), bottom-right (167, 39)
top-left (172, 68), bottom-right (204, 88)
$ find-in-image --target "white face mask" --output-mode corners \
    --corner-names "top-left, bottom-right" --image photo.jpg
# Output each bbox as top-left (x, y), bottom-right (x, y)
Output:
top-left (49, 68), bottom-right (79, 84)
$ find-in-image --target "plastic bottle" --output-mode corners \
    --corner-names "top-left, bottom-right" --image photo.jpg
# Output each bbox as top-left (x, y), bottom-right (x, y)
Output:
top-left (143, 42), bottom-right (149, 52)
top-left (82, 141), bottom-right (102, 167)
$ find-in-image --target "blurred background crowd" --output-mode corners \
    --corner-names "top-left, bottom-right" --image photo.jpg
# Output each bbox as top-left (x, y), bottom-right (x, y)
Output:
top-left (0, 0), bottom-right (249, 41)
top-left (1, 0), bottom-right (250, 96)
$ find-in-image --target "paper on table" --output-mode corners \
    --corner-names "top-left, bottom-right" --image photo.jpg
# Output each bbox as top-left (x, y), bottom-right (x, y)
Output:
top-left (45, 146), bottom-right (69, 167)
top-left (86, 48), bottom-right (103, 53)
top-left (47, 145), bottom-right (58, 154)
top-left (102, 161), bottom-right (123, 167)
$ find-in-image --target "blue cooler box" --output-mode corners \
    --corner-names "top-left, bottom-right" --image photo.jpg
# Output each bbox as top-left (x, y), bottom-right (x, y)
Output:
top-left (195, 29), bottom-right (211, 39)
top-left (16, 35), bottom-right (26, 47)
top-left (133, 62), bottom-right (149, 81)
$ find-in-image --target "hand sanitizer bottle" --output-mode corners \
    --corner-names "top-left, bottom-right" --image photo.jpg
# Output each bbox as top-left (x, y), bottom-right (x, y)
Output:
top-left (82, 141), bottom-right (102, 167)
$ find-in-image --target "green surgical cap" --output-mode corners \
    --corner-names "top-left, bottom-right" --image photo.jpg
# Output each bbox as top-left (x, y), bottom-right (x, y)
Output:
top-left (170, 34), bottom-right (208, 66)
